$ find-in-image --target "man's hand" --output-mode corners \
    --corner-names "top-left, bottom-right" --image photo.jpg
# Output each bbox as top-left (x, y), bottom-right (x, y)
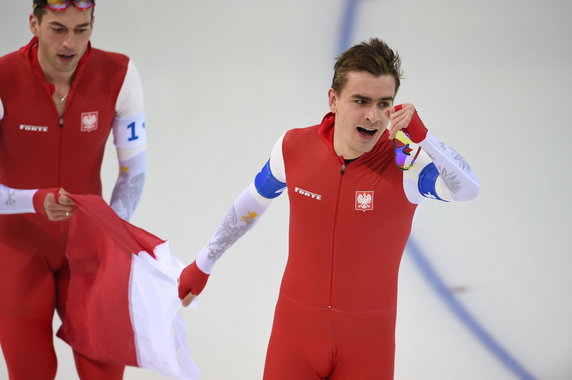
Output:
top-left (32, 187), bottom-right (76, 221)
top-left (44, 188), bottom-right (76, 221)
top-left (387, 103), bottom-right (428, 142)
top-left (178, 261), bottom-right (210, 307)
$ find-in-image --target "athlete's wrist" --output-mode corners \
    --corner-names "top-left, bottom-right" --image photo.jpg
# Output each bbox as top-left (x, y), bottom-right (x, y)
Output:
top-left (178, 261), bottom-right (210, 299)
top-left (32, 187), bottom-right (61, 216)
top-left (405, 109), bottom-right (428, 143)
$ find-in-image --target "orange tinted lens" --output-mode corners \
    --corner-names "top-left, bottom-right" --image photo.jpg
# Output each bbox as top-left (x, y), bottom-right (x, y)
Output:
top-left (46, 0), bottom-right (68, 9)
top-left (74, 0), bottom-right (94, 9)
top-left (45, 0), bottom-right (94, 10)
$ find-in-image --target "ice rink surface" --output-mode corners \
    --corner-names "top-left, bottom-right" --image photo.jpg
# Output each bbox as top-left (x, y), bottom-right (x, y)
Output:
top-left (1, 1), bottom-right (571, 379)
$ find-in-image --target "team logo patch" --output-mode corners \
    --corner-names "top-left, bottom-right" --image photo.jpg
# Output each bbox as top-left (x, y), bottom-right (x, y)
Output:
top-left (294, 187), bottom-right (322, 201)
top-left (355, 191), bottom-right (374, 211)
top-left (20, 124), bottom-right (48, 132)
top-left (81, 111), bottom-right (98, 132)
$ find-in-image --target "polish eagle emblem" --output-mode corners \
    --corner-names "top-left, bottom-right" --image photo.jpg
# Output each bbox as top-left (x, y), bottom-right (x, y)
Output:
top-left (355, 191), bottom-right (374, 211)
top-left (81, 111), bottom-right (98, 132)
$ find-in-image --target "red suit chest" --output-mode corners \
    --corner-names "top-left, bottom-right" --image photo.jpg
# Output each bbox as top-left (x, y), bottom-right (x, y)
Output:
top-left (281, 115), bottom-right (417, 311)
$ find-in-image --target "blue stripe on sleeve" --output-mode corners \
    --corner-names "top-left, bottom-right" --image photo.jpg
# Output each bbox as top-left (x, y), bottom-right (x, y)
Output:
top-left (418, 163), bottom-right (448, 202)
top-left (254, 159), bottom-right (286, 199)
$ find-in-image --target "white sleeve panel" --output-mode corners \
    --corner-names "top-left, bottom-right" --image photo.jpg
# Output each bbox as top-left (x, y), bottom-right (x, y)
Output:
top-left (0, 97), bottom-right (4, 120)
top-left (0, 185), bottom-right (37, 214)
top-left (195, 183), bottom-right (271, 274)
top-left (420, 132), bottom-right (481, 201)
top-left (115, 59), bottom-right (145, 118)
top-left (269, 133), bottom-right (286, 183)
top-left (403, 132), bottom-right (480, 203)
top-left (112, 60), bottom-right (146, 150)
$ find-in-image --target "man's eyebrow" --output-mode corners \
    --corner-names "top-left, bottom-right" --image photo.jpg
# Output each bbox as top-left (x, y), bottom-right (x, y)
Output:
top-left (48, 21), bottom-right (66, 27)
top-left (48, 21), bottom-right (92, 28)
top-left (351, 94), bottom-right (394, 102)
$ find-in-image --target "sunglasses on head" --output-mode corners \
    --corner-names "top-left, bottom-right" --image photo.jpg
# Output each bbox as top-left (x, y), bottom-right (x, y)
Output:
top-left (35, 0), bottom-right (94, 11)
top-left (393, 130), bottom-right (421, 171)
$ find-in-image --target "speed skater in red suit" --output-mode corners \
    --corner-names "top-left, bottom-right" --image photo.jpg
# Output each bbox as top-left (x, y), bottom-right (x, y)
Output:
top-left (0, 1), bottom-right (148, 379)
top-left (178, 38), bottom-right (481, 379)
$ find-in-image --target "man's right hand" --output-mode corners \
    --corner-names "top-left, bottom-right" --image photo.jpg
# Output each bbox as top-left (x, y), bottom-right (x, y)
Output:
top-left (33, 188), bottom-right (76, 221)
top-left (178, 261), bottom-right (210, 307)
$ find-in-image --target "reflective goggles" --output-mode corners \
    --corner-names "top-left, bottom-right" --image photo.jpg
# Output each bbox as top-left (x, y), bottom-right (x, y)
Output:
top-left (393, 130), bottom-right (421, 171)
top-left (35, 0), bottom-right (95, 11)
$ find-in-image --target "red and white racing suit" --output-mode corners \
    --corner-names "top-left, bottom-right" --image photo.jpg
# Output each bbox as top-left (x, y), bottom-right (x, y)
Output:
top-left (182, 112), bottom-right (480, 379)
top-left (0, 38), bottom-right (146, 380)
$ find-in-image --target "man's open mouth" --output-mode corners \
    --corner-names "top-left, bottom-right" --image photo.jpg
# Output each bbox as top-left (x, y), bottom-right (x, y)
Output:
top-left (357, 126), bottom-right (377, 137)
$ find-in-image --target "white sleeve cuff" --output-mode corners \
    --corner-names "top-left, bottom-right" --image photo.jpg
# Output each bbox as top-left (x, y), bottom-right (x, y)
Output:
top-left (0, 186), bottom-right (38, 214)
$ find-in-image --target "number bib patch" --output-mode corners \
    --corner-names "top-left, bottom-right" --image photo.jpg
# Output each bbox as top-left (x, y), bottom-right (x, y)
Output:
top-left (111, 112), bottom-right (147, 148)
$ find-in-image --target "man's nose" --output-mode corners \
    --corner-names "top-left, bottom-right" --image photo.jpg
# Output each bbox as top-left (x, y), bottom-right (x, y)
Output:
top-left (62, 31), bottom-right (75, 49)
top-left (364, 105), bottom-right (380, 124)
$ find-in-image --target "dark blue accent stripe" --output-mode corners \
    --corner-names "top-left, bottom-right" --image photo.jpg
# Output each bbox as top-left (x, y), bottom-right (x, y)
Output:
top-left (418, 163), bottom-right (446, 201)
top-left (339, 2), bottom-right (537, 379)
top-left (254, 160), bottom-right (286, 199)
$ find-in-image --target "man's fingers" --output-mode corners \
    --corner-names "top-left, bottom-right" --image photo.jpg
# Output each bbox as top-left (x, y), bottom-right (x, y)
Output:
top-left (45, 192), bottom-right (55, 203)
top-left (389, 105), bottom-right (415, 139)
top-left (181, 293), bottom-right (197, 308)
top-left (388, 114), bottom-right (408, 138)
top-left (48, 209), bottom-right (74, 221)
top-left (44, 193), bottom-right (75, 221)
top-left (388, 104), bottom-right (415, 139)
top-left (58, 195), bottom-right (76, 208)
top-left (58, 189), bottom-right (76, 206)
top-left (54, 189), bottom-right (75, 216)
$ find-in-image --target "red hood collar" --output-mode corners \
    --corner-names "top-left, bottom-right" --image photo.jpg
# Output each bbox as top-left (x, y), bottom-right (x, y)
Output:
top-left (318, 112), bottom-right (336, 146)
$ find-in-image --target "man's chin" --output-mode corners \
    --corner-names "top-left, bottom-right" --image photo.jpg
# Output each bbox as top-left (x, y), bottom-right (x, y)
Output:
top-left (55, 61), bottom-right (79, 74)
top-left (359, 137), bottom-right (382, 151)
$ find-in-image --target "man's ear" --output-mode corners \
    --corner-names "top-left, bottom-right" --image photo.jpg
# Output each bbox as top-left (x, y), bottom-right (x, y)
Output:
top-left (328, 88), bottom-right (337, 113)
top-left (30, 14), bottom-right (40, 36)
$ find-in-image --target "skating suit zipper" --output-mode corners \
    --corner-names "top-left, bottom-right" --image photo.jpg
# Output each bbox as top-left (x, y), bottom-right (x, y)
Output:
top-left (328, 156), bottom-right (346, 310)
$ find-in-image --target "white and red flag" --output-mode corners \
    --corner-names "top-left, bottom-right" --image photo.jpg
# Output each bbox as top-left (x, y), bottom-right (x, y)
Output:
top-left (57, 194), bottom-right (200, 380)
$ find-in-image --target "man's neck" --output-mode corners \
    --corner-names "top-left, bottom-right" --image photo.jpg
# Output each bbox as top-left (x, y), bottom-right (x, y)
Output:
top-left (37, 54), bottom-right (74, 88)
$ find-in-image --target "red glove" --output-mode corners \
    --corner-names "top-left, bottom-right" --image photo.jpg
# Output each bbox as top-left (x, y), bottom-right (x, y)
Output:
top-left (32, 187), bottom-right (61, 217)
top-left (178, 261), bottom-right (210, 299)
top-left (394, 104), bottom-right (428, 143)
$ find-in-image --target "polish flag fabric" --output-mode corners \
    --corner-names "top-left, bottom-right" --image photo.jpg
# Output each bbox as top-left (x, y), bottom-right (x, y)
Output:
top-left (56, 194), bottom-right (200, 380)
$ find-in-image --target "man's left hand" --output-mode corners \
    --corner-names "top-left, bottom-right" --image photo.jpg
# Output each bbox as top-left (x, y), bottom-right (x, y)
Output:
top-left (387, 103), bottom-right (428, 143)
